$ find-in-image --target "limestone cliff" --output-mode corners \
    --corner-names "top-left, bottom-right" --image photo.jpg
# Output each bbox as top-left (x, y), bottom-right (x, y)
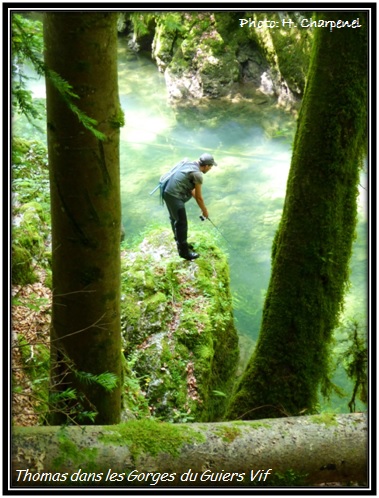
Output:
top-left (120, 12), bottom-right (313, 109)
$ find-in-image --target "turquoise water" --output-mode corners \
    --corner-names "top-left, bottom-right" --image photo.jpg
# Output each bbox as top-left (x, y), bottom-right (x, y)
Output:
top-left (117, 40), bottom-right (367, 351)
top-left (15, 38), bottom-right (368, 410)
top-left (118, 40), bottom-right (298, 345)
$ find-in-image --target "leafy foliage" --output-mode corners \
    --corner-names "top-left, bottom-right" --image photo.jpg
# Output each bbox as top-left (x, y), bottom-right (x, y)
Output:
top-left (14, 323), bottom-right (120, 425)
top-left (128, 12), bottom-right (184, 38)
top-left (12, 14), bottom-right (44, 121)
top-left (129, 13), bottom-right (156, 37)
top-left (160, 13), bottom-right (184, 33)
top-left (49, 360), bottom-right (119, 425)
top-left (339, 320), bottom-right (368, 412)
top-left (74, 370), bottom-right (119, 392)
top-left (11, 13), bottom-right (106, 139)
top-left (12, 138), bottom-right (51, 286)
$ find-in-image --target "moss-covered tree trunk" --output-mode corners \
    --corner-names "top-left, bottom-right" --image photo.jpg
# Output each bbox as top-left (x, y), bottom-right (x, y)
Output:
top-left (11, 414), bottom-right (367, 487)
top-left (227, 13), bottom-right (367, 420)
top-left (44, 13), bottom-right (122, 424)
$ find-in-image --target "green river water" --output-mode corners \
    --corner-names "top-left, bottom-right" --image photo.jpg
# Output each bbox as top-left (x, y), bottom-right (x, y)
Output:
top-left (15, 37), bottom-right (368, 411)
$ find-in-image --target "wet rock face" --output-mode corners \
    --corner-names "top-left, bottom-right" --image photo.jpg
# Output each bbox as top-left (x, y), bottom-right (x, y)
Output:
top-left (147, 13), bottom-right (307, 108)
top-left (164, 69), bottom-right (204, 101)
top-left (119, 12), bottom-right (310, 108)
top-left (120, 228), bottom-right (239, 423)
top-left (163, 41), bottom-right (241, 101)
top-left (121, 12), bottom-right (310, 108)
top-left (237, 44), bottom-right (270, 86)
top-left (163, 47), bottom-right (242, 102)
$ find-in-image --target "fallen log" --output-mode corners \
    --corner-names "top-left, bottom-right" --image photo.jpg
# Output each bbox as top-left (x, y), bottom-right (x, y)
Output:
top-left (11, 413), bottom-right (367, 488)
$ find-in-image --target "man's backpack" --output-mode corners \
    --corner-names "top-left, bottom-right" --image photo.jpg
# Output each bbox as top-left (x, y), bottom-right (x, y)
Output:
top-left (150, 158), bottom-right (188, 204)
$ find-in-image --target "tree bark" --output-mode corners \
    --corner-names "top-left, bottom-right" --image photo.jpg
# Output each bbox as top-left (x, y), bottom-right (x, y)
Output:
top-left (226, 12), bottom-right (368, 420)
top-left (11, 413), bottom-right (367, 487)
top-left (44, 13), bottom-right (122, 424)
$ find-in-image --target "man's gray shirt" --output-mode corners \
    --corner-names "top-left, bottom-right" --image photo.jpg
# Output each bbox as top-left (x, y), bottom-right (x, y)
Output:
top-left (164, 161), bottom-right (203, 202)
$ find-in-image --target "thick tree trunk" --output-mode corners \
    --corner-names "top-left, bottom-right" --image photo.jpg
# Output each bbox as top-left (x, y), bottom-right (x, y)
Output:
top-left (44, 13), bottom-right (122, 424)
top-left (11, 413), bottom-right (367, 487)
top-left (227, 12), bottom-right (368, 420)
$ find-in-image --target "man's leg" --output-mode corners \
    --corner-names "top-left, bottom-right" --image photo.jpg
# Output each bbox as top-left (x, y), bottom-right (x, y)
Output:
top-left (174, 208), bottom-right (199, 260)
top-left (163, 193), bottom-right (198, 260)
top-left (163, 192), bottom-right (180, 240)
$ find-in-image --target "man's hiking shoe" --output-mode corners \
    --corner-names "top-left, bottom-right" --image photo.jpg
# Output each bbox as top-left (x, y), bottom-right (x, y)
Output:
top-left (178, 243), bottom-right (199, 261)
top-left (180, 251), bottom-right (199, 261)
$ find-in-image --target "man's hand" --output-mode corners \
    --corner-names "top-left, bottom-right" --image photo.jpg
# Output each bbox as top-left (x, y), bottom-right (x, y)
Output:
top-left (202, 208), bottom-right (209, 219)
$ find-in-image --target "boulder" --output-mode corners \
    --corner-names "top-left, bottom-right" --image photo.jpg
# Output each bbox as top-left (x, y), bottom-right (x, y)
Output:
top-left (120, 228), bottom-right (239, 423)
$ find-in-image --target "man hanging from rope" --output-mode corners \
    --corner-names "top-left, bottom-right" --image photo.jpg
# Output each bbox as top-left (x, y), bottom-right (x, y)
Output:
top-left (163, 153), bottom-right (217, 260)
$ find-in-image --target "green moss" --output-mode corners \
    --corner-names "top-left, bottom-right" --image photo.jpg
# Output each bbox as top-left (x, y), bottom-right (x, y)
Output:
top-left (99, 419), bottom-right (205, 460)
top-left (231, 420), bottom-right (272, 430)
top-left (13, 224), bottom-right (44, 254)
top-left (213, 425), bottom-right (242, 442)
top-left (20, 201), bottom-right (50, 225)
top-left (12, 245), bottom-right (38, 285)
top-left (44, 270), bottom-right (53, 289)
top-left (145, 292), bottom-right (167, 312)
top-left (262, 469), bottom-right (308, 487)
top-left (195, 344), bottom-right (214, 361)
top-left (121, 295), bottom-right (141, 326)
top-left (12, 137), bottom-right (32, 161)
top-left (53, 429), bottom-right (99, 471)
top-left (248, 12), bottom-right (313, 97)
top-left (109, 106), bottom-right (125, 129)
top-left (120, 227), bottom-right (239, 423)
top-left (310, 413), bottom-right (338, 427)
top-left (12, 149), bottom-right (51, 280)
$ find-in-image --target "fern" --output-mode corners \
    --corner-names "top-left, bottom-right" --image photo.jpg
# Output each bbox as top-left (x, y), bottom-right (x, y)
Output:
top-left (74, 370), bottom-right (119, 392)
top-left (50, 387), bottom-right (78, 402)
top-left (94, 372), bottom-right (119, 391)
top-left (129, 13), bottom-right (155, 37)
top-left (43, 68), bottom-right (106, 140)
top-left (162, 13), bottom-right (184, 33)
top-left (77, 410), bottom-right (98, 423)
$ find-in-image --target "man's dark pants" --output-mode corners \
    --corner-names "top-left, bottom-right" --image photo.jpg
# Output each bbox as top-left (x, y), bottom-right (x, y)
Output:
top-left (163, 192), bottom-right (188, 250)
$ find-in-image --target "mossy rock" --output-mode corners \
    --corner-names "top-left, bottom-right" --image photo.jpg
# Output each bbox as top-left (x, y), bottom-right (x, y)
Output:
top-left (146, 11), bottom-right (312, 104)
top-left (12, 200), bottom-right (51, 274)
top-left (19, 201), bottom-right (50, 225)
top-left (12, 245), bottom-right (38, 285)
top-left (13, 223), bottom-right (44, 253)
top-left (120, 227), bottom-right (239, 422)
top-left (12, 137), bottom-right (33, 164)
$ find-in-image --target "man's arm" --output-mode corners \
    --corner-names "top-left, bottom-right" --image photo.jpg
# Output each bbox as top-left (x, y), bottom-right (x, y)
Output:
top-left (192, 183), bottom-right (209, 218)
